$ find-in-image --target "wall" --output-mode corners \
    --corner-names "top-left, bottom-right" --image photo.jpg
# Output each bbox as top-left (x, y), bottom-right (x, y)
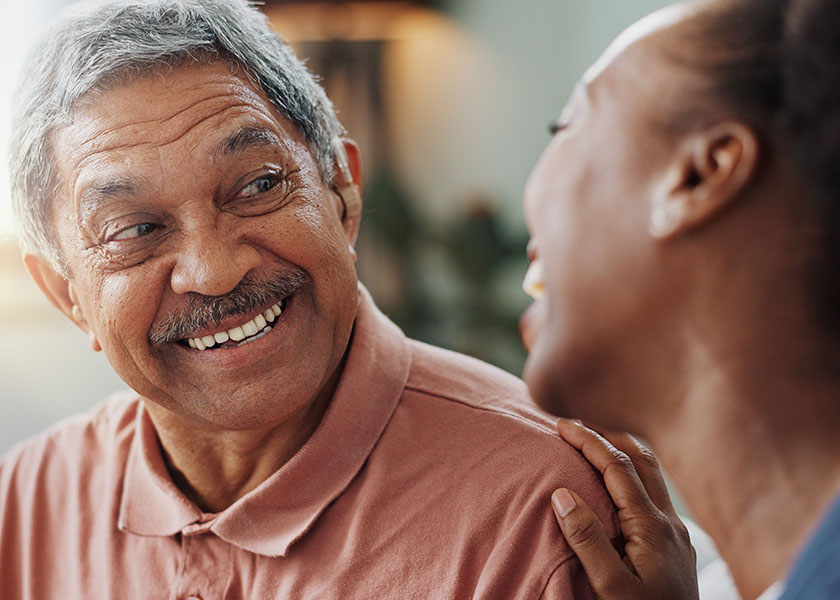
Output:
top-left (391, 0), bottom-right (673, 229)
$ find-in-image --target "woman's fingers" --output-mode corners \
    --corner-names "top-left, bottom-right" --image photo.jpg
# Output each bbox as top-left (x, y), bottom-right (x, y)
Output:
top-left (552, 488), bottom-right (639, 598)
top-left (555, 419), bottom-right (658, 517)
top-left (579, 423), bottom-right (677, 516)
top-left (554, 421), bottom-right (701, 600)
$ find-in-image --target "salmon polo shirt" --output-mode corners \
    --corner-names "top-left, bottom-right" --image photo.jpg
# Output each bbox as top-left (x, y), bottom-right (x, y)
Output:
top-left (0, 288), bottom-right (620, 599)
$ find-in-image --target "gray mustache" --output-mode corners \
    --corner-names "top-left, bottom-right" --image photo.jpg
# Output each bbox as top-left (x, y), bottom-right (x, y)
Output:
top-left (148, 269), bottom-right (307, 344)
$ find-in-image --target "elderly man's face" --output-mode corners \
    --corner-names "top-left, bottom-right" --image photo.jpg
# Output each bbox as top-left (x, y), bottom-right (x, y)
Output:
top-left (45, 61), bottom-right (359, 429)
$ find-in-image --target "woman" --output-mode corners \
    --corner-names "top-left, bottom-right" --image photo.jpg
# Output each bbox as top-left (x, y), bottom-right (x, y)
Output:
top-left (518, 0), bottom-right (840, 598)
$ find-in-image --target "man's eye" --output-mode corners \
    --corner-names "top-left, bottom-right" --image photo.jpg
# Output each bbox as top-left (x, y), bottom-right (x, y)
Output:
top-left (225, 170), bottom-right (298, 218)
top-left (111, 223), bottom-right (160, 241)
top-left (240, 176), bottom-right (277, 197)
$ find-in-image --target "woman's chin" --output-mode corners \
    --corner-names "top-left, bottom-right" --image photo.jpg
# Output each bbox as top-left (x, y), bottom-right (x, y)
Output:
top-left (522, 340), bottom-right (565, 416)
top-left (518, 299), bottom-right (547, 352)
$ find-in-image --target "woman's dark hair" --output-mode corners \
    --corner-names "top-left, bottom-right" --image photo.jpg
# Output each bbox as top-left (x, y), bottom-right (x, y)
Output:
top-left (783, 0), bottom-right (840, 208)
top-left (664, 0), bottom-right (840, 327)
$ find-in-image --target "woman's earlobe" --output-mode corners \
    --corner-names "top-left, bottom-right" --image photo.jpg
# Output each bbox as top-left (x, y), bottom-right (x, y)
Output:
top-left (648, 159), bottom-right (695, 240)
top-left (649, 200), bottom-right (689, 239)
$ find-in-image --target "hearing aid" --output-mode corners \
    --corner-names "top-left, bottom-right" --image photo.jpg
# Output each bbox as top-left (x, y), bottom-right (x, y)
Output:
top-left (331, 137), bottom-right (362, 219)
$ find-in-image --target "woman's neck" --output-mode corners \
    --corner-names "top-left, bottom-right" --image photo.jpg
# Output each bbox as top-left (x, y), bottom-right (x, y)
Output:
top-left (647, 361), bottom-right (840, 600)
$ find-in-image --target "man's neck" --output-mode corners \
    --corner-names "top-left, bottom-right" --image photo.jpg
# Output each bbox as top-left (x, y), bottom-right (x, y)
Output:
top-left (143, 360), bottom-right (343, 513)
top-left (649, 372), bottom-right (840, 600)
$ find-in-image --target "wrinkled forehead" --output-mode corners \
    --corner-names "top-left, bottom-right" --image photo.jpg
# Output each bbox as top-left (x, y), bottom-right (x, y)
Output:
top-left (70, 60), bottom-right (266, 128)
top-left (53, 61), bottom-right (303, 169)
top-left (583, 3), bottom-right (694, 86)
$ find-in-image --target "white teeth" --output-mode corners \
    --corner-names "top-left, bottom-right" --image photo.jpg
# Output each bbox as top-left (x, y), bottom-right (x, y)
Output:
top-left (186, 301), bottom-right (285, 350)
top-left (236, 325), bottom-right (271, 347)
top-left (523, 260), bottom-right (546, 301)
top-left (242, 320), bottom-right (258, 337)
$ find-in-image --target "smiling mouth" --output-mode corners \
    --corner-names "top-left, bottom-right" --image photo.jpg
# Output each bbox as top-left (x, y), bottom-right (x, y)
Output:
top-left (522, 259), bottom-right (546, 301)
top-left (180, 297), bottom-right (287, 351)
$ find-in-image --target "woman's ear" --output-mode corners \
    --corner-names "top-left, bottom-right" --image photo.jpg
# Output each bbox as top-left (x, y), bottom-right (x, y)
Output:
top-left (23, 254), bottom-right (102, 352)
top-left (649, 122), bottom-right (760, 240)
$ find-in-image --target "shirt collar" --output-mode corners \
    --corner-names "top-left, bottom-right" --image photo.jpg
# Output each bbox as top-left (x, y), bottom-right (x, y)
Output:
top-left (118, 284), bottom-right (411, 556)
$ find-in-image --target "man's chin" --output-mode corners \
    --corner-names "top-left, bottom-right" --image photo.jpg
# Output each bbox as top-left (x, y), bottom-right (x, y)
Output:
top-left (141, 386), bottom-right (319, 432)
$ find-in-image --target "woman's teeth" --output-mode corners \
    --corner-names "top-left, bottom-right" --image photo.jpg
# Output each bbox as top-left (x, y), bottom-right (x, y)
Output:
top-left (187, 301), bottom-right (284, 351)
top-left (523, 259), bottom-right (546, 301)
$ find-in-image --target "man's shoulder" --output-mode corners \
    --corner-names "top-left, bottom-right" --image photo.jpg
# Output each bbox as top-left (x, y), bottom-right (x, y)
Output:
top-left (394, 338), bottom-right (618, 536)
top-left (365, 339), bottom-right (619, 595)
top-left (400, 340), bottom-right (601, 484)
top-left (405, 337), bottom-right (551, 427)
top-left (1, 391), bottom-right (140, 486)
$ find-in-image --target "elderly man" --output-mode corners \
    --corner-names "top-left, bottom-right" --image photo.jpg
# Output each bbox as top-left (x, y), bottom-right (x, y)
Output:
top-left (0, 0), bottom-right (617, 598)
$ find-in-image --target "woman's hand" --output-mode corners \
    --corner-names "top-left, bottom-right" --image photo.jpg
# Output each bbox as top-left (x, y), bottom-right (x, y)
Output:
top-left (552, 420), bottom-right (700, 600)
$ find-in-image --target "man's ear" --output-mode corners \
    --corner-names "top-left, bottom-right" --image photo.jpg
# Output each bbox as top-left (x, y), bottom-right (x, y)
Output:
top-left (649, 122), bottom-right (760, 240)
top-left (330, 138), bottom-right (363, 252)
top-left (23, 253), bottom-right (102, 352)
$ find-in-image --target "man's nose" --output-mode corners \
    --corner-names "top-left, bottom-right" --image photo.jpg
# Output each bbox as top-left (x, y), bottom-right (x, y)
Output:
top-left (169, 224), bottom-right (262, 296)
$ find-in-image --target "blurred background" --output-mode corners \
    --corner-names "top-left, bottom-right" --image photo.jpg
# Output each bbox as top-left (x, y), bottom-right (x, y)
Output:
top-left (0, 0), bottom-right (673, 453)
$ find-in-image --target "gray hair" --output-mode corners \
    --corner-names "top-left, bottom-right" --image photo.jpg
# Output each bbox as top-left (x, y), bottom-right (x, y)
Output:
top-left (10, 0), bottom-right (344, 276)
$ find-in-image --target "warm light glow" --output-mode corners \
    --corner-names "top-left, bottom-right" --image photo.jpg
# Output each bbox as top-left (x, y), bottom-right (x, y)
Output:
top-left (264, 2), bottom-right (512, 226)
top-left (0, 2), bottom-right (57, 240)
top-left (0, 3), bottom-right (62, 319)
top-left (262, 2), bottom-right (433, 42)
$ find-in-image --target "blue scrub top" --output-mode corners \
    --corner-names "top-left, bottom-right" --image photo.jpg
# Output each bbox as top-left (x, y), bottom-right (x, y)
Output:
top-left (779, 494), bottom-right (840, 599)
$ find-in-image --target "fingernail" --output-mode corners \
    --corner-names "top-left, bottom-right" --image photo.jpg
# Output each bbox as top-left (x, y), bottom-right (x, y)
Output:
top-left (552, 489), bottom-right (576, 519)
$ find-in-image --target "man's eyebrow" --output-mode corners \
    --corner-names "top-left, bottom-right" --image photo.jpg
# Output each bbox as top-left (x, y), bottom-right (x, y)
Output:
top-left (217, 126), bottom-right (284, 158)
top-left (79, 177), bottom-right (143, 220)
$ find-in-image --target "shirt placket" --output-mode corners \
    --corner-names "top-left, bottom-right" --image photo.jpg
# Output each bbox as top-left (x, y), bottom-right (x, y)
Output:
top-left (175, 518), bottom-right (232, 600)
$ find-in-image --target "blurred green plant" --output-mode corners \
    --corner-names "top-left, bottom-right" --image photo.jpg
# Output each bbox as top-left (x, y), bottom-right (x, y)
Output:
top-left (357, 166), bottom-right (530, 375)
